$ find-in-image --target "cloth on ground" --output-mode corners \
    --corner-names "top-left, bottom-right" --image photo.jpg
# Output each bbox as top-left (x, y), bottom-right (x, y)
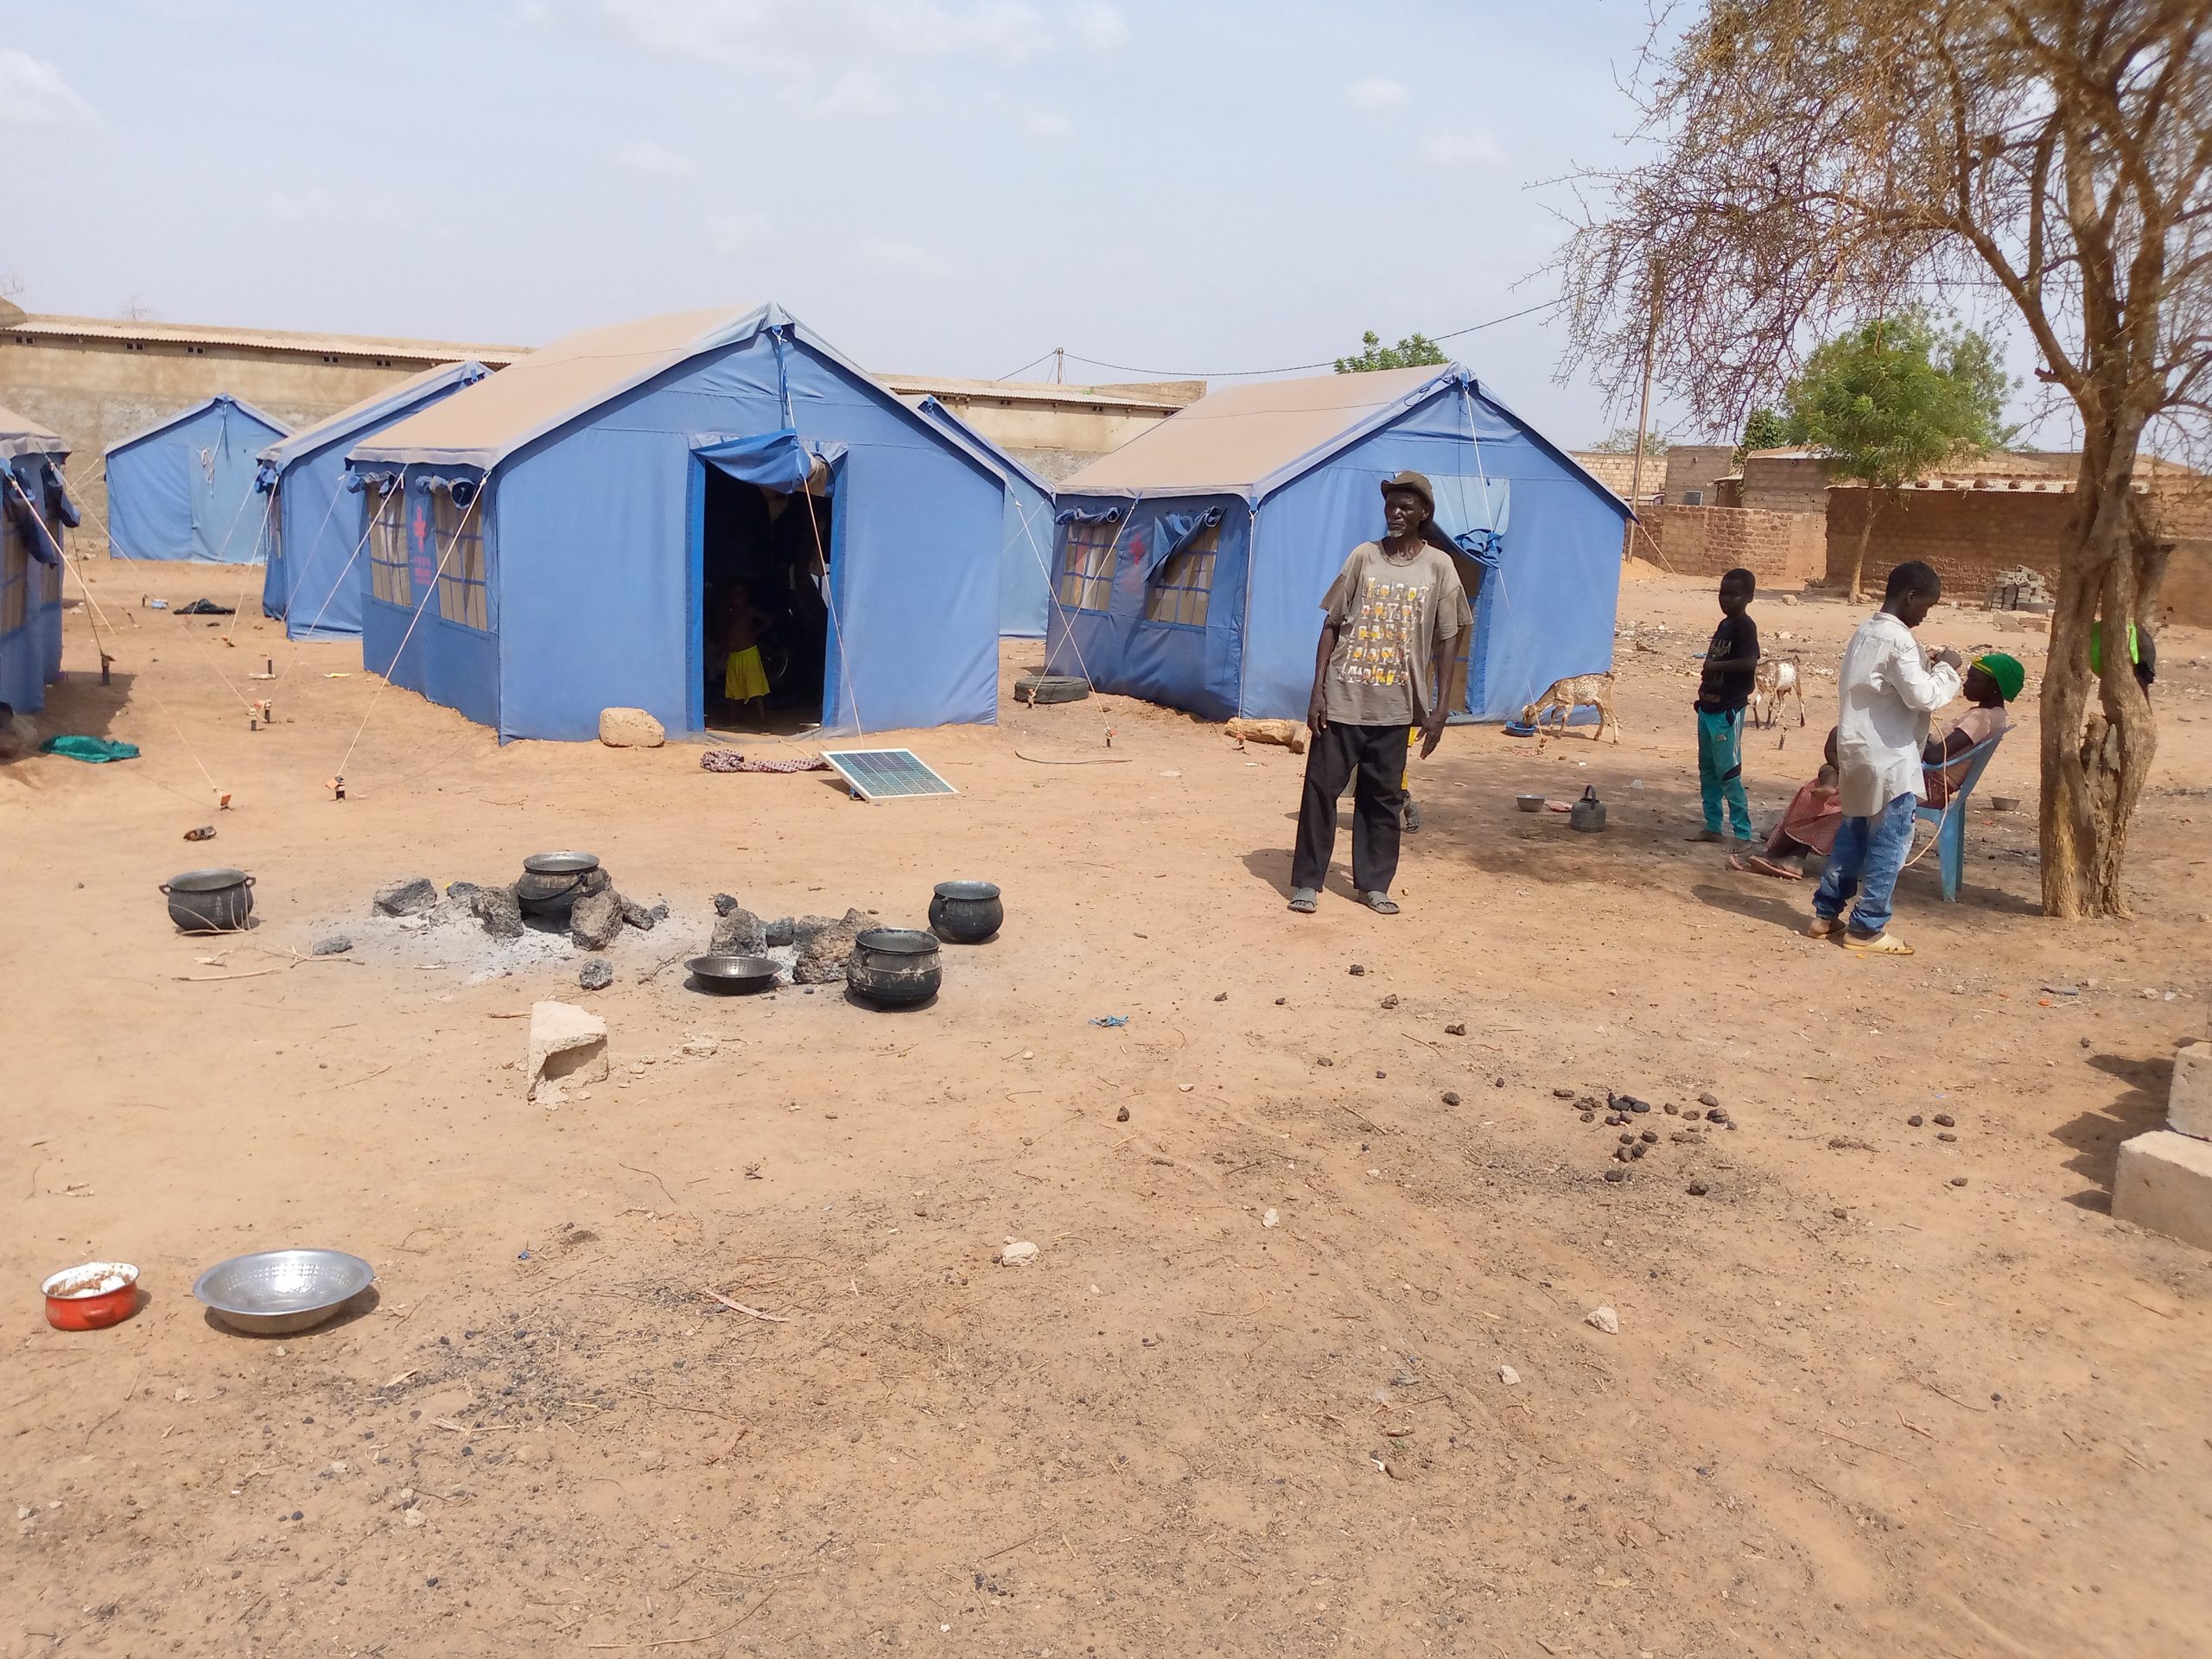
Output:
top-left (701, 749), bottom-right (829, 773)
top-left (175, 598), bottom-right (235, 615)
top-left (40, 735), bottom-right (142, 763)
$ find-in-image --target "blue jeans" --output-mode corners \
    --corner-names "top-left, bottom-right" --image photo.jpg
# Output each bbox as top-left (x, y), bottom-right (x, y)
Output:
top-left (1814, 793), bottom-right (1918, 937)
top-left (1695, 708), bottom-right (1751, 836)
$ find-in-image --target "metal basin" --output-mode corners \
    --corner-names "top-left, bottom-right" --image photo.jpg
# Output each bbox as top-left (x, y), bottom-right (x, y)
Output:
top-left (162, 868), bottom-right (255, 932)
top-left (686, 954), bottom-right (781, 995)
top-left (193, 1248), bottom-right (375, 1335)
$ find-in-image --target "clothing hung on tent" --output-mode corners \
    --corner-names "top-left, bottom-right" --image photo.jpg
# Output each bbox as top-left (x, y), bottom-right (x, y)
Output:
top-left (257, 361), bottom-right (490, 639)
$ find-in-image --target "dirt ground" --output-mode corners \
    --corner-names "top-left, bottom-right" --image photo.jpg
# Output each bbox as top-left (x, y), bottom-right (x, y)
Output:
top-left (6, 556), bottom-right (2211, 1659)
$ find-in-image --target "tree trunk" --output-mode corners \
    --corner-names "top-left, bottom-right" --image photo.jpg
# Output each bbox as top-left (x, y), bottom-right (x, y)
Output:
top-left (2038, 423), bottom-right (2159, 918)
top-left (1846, 493), bottom-right (1878, 602)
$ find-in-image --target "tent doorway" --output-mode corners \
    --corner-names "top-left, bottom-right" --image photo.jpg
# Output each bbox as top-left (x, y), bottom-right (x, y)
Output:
top-left (698, 463), bottom-right (833, 731)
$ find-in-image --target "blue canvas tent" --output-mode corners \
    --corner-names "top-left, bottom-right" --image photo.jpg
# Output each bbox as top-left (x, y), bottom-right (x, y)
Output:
top-left (906, 395), bottom-right (1057, 637)
top-left (256, 361), bottom-right (490, 640)
top-left (346, 303), bottom-right (1007, 741)
top-left (1045, 365), bottom-right (1632, 722)
top-left (105, 394), bottom-right (288, 563)
top-left (0, 402), bottom-right (80, 715)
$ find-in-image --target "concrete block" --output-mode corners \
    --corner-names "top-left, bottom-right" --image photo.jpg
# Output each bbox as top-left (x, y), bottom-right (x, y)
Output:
top-left (2113, 1129), bottom-right (2212, 1253)
top-left (598, 707), bottom-right (664, 747)
top-left (2169, 1041), bottom-right (2212, 1141)
top-left (527, 1000), bottom-right (608, 1103)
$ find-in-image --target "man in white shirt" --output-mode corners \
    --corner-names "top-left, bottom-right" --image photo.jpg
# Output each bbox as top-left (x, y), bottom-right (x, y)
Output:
top-left (1808, 561), bottom-right (1964, 955)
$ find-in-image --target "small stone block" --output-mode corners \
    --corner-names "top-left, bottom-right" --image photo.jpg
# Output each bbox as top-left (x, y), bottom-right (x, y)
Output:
top-left (527, 1001), bottom-right (609, 1101)
top-left (2167, 1042), bottom-right (2212, 1141)
top-left (2113, 1129), bottom-right (2212, 1253)
top-left (598, 707), bottom-right (665, 747)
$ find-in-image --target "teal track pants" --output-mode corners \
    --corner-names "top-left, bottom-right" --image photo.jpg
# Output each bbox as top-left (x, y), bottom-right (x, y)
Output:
top-left (1696, 708), bottom-right (1751, 837)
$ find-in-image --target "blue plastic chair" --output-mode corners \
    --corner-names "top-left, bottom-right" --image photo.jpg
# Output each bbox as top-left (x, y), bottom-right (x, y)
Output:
top-left (1916, 731), bottom-right (2005, 902)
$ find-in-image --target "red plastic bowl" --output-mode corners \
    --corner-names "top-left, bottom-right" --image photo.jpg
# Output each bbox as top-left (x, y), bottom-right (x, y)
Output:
top-left (42, 1262), bottom-right (141, 1331)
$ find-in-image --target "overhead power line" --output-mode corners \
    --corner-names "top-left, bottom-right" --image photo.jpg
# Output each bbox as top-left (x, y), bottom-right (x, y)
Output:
top-left (991, 298), bottom-right (1564, 385)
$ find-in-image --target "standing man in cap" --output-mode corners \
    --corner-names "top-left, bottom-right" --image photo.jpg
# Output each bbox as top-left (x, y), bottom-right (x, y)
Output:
top-left (1287, 471), bottom-right (1472, 916)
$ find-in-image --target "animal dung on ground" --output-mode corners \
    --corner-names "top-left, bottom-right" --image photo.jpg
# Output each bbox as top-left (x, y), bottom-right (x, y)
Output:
top-left (1933, 1113), bottom-right (1956, 1128)
top-left (1380, 994), bottom-right (1400, 1009)
top-left (1442, 1091), bottom-right (1461, 1106)
top-left (1908, 1114), bottom-right (1924, 1127)
top-left (1699, 1092), bottom-right (1720, 1109)
top-left (1446, 1022), bottom-right (1467, 1037)
top-left (1116, 1105), bottom-right (1130, 1122)
top-left (1349, 963), bottom-right (1366, 976)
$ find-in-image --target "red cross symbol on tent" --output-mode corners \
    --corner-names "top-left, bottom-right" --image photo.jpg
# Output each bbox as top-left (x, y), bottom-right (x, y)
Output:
top-left (412, 501), bottom-right (429, 547)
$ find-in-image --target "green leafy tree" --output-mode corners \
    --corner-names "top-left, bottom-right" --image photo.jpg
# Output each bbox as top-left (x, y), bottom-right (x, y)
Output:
top-left (1587, 427), bottom-right (1670, 454)
top-left (1334, 330), bottom-right (1448, 373)
top-left (1736, 407), bottom-right (1789, 461)
top-left (1783, 313), bottom-right (2011, 600)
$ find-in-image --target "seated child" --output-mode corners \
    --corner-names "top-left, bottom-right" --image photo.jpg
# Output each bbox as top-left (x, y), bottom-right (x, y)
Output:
top-left (1731, 727), bottom-right (1841, 880)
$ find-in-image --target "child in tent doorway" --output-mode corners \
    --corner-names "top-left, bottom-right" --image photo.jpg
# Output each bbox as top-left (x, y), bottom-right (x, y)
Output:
top-left (1688, 568), bottom-right (1760, 844)
top-left (719, 582), bottom-right (773, 722)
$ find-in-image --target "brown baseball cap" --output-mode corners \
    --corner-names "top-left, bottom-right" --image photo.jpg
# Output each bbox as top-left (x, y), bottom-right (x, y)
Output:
top-left (1379, 470), bottom-right (1435, 515)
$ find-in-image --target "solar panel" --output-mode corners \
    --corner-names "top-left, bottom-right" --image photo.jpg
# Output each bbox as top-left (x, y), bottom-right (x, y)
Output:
top-left (821, 748), bottom-right (957, 801)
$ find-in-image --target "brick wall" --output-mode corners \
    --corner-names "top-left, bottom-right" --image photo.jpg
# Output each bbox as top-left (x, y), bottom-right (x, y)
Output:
top-left (1738, 453), bottom-right (1834, 515)
top-left (1637, 504), bottom-right (1827, 582)
top-left (1662, 443), bottom-right (1738, 505)
top-left (1825, 482), bottom-right (2212, 627)
top-left (1568, 451), bottom-right (1640, 501)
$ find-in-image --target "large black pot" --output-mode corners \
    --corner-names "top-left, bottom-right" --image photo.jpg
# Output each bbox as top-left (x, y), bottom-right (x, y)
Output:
top-left (515, 851), bottom-right (604, 917)
top-left (928, 880), bottom-right (1002, 944)
top-left (162, 868), bottom-right (255, 933)
top-left (847, 928), bottom-right (941, 1006)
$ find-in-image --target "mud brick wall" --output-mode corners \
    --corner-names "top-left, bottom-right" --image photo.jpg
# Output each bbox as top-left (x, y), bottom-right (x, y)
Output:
top-left (1825, 484), bottom-right (2212, 627)
top-left (1636, 504), bottom-right (1827, 583)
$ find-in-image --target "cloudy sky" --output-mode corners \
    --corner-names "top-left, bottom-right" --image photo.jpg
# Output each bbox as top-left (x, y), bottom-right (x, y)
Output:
top-left (0, 1), bottom-right (2056, 447)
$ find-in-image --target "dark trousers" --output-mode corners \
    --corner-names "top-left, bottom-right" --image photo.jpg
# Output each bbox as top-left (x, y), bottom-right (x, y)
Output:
top-left (1292, 721), bottom-right (1409, 894)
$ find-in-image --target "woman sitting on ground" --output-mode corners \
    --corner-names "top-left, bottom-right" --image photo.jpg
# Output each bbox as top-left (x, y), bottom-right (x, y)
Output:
top-left (1731, 726), bottom-right (1840, 880)
top-left (1920, 652), bottom-right (2022, 807)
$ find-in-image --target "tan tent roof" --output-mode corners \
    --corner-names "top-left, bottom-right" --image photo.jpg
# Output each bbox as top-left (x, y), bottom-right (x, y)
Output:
top-left (0, 401), bottom-right (66, 463)
top-left (258, 359), bottom-right (488, 472)
top-left (1056, 366), bottom-right (1444, 496)
top-left (353, 305), bottom-right (766, 472)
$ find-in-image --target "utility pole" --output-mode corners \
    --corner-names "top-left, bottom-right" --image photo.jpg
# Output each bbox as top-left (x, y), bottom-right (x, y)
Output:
top-left (1053, 347), bottom-right (1065, 385)
top-left (1625, 265), bottom-right (1662, 561)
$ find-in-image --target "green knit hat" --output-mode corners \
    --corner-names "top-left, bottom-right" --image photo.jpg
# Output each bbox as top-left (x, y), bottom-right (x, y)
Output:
top-left (1974, 652), bottom-right (2026, 702)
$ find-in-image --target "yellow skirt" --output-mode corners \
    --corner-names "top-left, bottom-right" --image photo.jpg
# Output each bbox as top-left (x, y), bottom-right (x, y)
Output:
top-left (724, 645), bottom-right (769, 701)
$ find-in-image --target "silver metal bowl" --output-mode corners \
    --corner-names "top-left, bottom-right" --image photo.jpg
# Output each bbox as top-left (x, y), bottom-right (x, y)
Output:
top-left (193, 1248), bottom-right (375, 1335)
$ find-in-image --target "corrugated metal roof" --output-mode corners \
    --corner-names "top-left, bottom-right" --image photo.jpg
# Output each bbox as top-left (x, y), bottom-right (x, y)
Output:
top-left (6, 312), bottom-right (527, 366)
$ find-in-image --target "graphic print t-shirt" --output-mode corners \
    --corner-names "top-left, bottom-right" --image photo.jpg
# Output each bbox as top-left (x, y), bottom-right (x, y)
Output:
top-left (1318, 541), bottom-right (1471, 727)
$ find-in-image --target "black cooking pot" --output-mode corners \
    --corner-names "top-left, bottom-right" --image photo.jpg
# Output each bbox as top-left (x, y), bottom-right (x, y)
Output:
top-left (515, 851), bottom-right (604, 917)
top-left (928, 880), bottom-right (1002, 944)
top-left (162, 868), bottom-right (255, 933)
top-left (847, 928), bottom-right (941, 1006)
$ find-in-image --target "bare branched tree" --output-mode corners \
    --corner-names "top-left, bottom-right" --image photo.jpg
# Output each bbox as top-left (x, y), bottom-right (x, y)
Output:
top-left (1550, 0), bottom-right (2212, 918)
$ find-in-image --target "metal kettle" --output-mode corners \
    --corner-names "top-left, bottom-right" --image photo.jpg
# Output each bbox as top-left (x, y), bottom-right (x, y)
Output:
top-left (1569, 785), bottom-right (1607, 833)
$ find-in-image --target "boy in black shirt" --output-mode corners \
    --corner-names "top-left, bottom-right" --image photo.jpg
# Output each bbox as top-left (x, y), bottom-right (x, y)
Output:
top-left (1688, 567), bottom-right (1760, 843)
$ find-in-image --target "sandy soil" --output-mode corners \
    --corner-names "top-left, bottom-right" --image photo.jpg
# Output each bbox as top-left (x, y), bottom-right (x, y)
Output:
top-left (5, 556), bottom-right (2211, 1659)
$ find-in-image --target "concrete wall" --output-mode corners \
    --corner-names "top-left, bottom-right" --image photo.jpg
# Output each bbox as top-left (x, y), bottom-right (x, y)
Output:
top-left (1663, 443), bottom-right (1738, 505)
top-left (1825, 482), bottom-right (2212, 627)
top-left (2, 317), bottom-right (523, 552)
top-left (1638, 504), bottom-right (1827, 583)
